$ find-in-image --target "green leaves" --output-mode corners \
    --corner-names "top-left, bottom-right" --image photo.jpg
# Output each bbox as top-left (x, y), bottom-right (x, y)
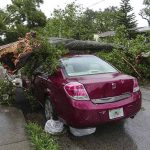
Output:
top-left (21, 37), bottom-right (67, 77)
top-left (116, 0), bottom-right (137, 38)
top-left (26, 122), bottom-right (59, 150)
top-left (7, 0), bottom-right (46, 28)
top-left (43, 2), bottom-right (120, 41)
top-left (0, 0), bottom-right (47, 45)
top-left (43, 2), bottom-right (83, 39)
top-left (140, 0), bottom-right (150, 26)
top-left (0, 79), bottom-right (15, 106)
top-left (5, 24), bottom-right (29, 43)
top-left (95, 7), bottom-right (119, 33)
top-left (98, 30), bottom-right (150, 80)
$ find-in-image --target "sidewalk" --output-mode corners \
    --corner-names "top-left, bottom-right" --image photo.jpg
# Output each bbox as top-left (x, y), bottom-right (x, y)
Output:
top-left (0, 106), bottom-right (31, 150)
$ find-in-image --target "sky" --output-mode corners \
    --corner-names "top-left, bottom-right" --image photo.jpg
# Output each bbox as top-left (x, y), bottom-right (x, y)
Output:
top-left (0, 0), bottom-right (148, 27)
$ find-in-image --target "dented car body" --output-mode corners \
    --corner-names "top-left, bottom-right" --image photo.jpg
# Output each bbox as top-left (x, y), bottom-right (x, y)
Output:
top-left (33, 55), bottom-right (141, 128)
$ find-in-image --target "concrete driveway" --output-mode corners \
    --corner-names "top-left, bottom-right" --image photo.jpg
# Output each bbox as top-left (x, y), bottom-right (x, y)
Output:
top-left (0, 106), bottom-right (31, 150)
top-left (58, 87), bottom-right (150, 150)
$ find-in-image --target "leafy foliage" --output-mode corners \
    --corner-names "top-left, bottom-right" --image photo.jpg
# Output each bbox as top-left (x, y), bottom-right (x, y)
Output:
top-left (43, 3), bottom-right (120, 40)
top-left (21, 37), bottom-right (68, 78)
top-left (24, 87), bottom-right (37, 111)
top-left (43, 2), bottom-right (83, 39)
top-left (0, 9), bottom-right (8, 31)
top-left (77, 8), bottom-right (96, 40)
top-left (0, 0), bottom-right (46, 45)
top-left (98, 29), bottom-right (150, 80)
top-left (98, 51), bottom-right (133, 75)
top-left (117, 0), bottom-right (137, 28)
top-left (0, 9), bottom-right (9, 45)
top-left (5, 24), bottom-right (29, 43)
top-left (95, 7), bottom-right (119, 32)
top-left (114, 25), bottom-right (129, 47)
top-left (116, 0), bottom-right (137, 38)
top-left (26, 122), bottom-right (59, 150)
top-left (140, 0), bottom-right (150, 26)
top-left (0, 0), bottom-right (149, 82)
top-left (7, 0), bottom-right (46, 28)
top-left (0, 79), bottom-right (15, 105)
top-left (0, 1), bottom-right (122, 43)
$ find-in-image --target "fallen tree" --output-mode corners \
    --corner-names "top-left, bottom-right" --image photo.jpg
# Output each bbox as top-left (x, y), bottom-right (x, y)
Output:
top-left (0, 32), bottom-right (149, 80)
top-left (0, 32), bottom-right (38, 73)
top-left (0, 33), bottom-right (117, 74)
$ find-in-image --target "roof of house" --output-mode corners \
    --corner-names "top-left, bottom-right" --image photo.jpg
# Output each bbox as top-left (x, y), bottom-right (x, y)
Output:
top-left (98, 31), bottom-right (115, 38)
top-left (98, 27), bottom-right (150, 38)
top-left (137, 27), bottom-right (150, 33)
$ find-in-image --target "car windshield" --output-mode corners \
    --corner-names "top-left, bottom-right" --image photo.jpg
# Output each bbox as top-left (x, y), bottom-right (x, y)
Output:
top-left (61, 55), bottom-right (118, 77)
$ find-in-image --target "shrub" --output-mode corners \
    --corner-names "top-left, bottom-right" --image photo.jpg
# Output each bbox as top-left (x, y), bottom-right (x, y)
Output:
top-left (97, 34), bottom-right (150, 80)
top-left (0, 79), bottom-right (15, 105)
top-left (21, 38), bottom-right (68, 78)
top-left (24, 87), bottom-right (37, 111)
top-left (97, 50), bottom-right (134, 76)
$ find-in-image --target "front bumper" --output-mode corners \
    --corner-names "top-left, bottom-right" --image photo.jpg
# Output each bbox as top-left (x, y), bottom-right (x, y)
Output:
top-left (64, 91), bottom-right (141, 128)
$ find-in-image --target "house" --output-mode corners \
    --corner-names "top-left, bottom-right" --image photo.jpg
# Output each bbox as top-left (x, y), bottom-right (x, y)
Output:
top-left (94, 27), bottom-right (150, 41)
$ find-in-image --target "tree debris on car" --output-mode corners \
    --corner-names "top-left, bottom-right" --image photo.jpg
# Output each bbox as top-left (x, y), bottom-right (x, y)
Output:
top-left (0, 34), bottom-right (116, 74)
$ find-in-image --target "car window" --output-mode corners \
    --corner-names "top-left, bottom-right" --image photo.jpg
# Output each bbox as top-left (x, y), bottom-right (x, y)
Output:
top-left (61, 56), bottom-right (118, 77)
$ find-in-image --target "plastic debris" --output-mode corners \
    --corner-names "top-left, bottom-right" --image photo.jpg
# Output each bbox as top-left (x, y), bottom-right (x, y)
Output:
top-left (44, 119), bottom-right (64, 134)
top-left (2, 94), bottom-right (9, 101)
top-left (12, 78), bottom-right (23, 87)
top-left (69, 127), bottom-right (96, 137)
top-left (0, 66), bottom-right (7, 79)
top-left (0, 65), bottom-right (23, 87)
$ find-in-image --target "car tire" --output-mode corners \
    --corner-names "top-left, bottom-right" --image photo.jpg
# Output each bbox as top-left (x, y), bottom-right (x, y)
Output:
top-left (44, 97), bottom-right (58, 120)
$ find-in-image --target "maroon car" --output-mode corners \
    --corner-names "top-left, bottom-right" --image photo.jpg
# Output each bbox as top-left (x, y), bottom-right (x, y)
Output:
top-left (33, 55), bottom-right (141, 128)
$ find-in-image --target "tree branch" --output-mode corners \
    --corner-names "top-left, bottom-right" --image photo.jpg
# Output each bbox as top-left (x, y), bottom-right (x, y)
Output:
top-left (139, 12), bottom-right (150, 25)
top-left (122, 57), bottom-right (142, 78)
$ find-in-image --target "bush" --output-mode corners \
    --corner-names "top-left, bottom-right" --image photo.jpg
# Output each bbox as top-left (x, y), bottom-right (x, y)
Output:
top-left (98, 48), bottom-right (150, 80)
top-left (97, 50), bottom-right (134, 76)
top-left (0, 79), bottom-right (15, 105)
top-left (98, 27), bottom-right (150, 80)
top-left (24, 87), bottom-right (37, 111)
top-left (21, 37), bottom-right (68, 78)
